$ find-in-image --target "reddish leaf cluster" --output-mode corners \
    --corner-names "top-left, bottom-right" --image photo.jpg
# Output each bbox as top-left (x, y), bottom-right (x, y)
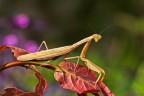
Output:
top-left (55, 61), bottom-right (115, 96)
top-left (0, 45), bottom-right (115, 96)
top-left (0, 87), bottom-right (37, 96)
top-left (0, 71), bottom-right (47, 96)
top-left (55, 61), bottom-right (99, 93)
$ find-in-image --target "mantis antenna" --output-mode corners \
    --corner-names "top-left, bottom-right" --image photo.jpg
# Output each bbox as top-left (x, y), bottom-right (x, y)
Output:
top-left (99, 24), bottom-right (113, 35)
top-left (88, 23), bottom-right (113, 35)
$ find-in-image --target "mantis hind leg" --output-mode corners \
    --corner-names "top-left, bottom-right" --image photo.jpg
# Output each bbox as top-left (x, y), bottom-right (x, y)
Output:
top-left (37, 41), bottom-right (49, 51)
top-left (80, 40), bottom-right (105, 83)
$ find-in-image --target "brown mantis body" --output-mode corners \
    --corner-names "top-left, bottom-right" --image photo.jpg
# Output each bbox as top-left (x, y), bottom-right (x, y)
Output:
top-left (17, 34), bottom-right (105, 82)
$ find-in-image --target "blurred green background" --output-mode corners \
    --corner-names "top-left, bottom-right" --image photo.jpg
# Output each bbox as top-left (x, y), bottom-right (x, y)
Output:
top-left (0, 0), bottom-right (144, 96)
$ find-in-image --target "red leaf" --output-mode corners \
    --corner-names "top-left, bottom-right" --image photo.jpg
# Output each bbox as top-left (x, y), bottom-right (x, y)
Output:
top-left (10, 46), bottom-right (29, 58)
top-left (35, 71), bottom-right (48, 96)
top-left (54, 61), bottom-right (115, 96)
top-left (0, 46), bottom-right (9, 52)
top-left (0, 45), bottom-right (29, 58)
top-left (54, 61), bottom-right (100, 94)
top-left (0, 87), bottom-right (38, 96)
top-left (97, 81), bottom-right (115, 96)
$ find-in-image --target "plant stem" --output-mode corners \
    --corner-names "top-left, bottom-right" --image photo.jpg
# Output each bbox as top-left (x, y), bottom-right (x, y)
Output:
top-left (0, 61), bottom-right (61, 72)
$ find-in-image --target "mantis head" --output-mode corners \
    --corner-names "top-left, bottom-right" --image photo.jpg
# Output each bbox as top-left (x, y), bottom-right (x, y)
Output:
top-left (93, 34), bottom-right (102, 42)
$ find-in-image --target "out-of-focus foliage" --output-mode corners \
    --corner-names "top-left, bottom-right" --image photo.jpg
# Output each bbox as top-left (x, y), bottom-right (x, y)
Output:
top-left (0, 0), bottom-right (143, 96)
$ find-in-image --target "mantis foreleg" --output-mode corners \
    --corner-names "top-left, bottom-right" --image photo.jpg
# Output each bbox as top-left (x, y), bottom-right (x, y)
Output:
top-left (65, 35), bottom-right (105, 83)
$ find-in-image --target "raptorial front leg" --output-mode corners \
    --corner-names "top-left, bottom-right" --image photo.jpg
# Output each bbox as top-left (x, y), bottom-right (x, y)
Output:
top-left (64, 34), bottom-right (104, 82)
top-left (37, 41), bottom-right (49, 51)
top-left (80, 57), bottom-right (105, 82)
top-left (80, 39), bottom-right (105, 83)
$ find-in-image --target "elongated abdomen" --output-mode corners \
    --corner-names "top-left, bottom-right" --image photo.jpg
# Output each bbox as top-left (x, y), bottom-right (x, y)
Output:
top-left (17, 45), bottom-right (74, 61)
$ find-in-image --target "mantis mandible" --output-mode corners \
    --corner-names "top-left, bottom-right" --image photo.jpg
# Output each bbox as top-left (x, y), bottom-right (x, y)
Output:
top-left (17, 34), bottom-right (105, 83)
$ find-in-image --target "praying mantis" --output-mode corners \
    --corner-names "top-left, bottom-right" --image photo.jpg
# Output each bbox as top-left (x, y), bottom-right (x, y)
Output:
top-left (17, 34), bottom-right (105, 83)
